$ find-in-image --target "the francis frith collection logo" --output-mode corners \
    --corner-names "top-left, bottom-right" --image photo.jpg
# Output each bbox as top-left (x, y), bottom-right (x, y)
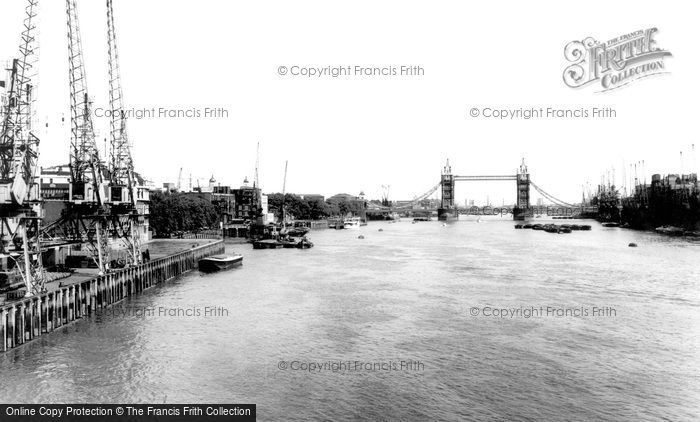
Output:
top-left (563, 28), bottom-right (671, 92)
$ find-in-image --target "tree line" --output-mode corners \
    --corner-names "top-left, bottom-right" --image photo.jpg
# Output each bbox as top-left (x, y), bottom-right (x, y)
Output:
top-left (149, 191), bottom-right (219, 237)
top-left (266, 193), bottom-right (365, 220)
top-left (149, 191), bottom-right (366, 237)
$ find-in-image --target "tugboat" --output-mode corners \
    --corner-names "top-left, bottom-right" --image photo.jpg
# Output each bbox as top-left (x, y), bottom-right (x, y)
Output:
top-left (199, 254), bottom-right (243, 272)
top-left (287, 226), bottom-right (310, 237)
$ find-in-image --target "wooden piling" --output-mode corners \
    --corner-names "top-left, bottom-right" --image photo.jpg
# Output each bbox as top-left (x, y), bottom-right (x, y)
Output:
top-left (0, 239), bottom-right (223, 353)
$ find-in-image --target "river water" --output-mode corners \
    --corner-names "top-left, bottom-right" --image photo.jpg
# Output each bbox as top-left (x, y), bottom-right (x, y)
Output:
top-left (1, 218), bottom-right (699, 421)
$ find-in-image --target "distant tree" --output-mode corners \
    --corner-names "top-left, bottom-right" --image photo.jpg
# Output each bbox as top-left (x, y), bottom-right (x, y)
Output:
top-left (308, 199), bottom-right (331, 220)
top-left (266, 193), bottom-right (334, 220)
top-left (326, 198), bottom-right (365, 217)
top-left (149, 191), bottom-right (219, 237)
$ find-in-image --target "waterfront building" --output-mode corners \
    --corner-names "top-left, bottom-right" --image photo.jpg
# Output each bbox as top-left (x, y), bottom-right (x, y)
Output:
top-left (39, 165), bottom-right (71, 200)
top-left (38, 163), bottom-right (151, 240)
top-left (182, 177), bottom-right (265, 237)
top-left (328, 192), bottom-right (367, 220)
top-left (299, 194), bottom-right (325, 202)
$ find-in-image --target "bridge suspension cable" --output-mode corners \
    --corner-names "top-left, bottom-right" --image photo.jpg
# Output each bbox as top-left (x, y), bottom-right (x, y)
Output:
top-left (390, 182), bottom-right (441, 210)
top-left (530, 181), bottom-right (575, 207)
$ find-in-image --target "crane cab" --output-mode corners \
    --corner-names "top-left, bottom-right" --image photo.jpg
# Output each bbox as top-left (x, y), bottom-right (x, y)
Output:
top-left (69, 181), bottom-right (107, 204)
top-left (107, 185), bottom-right (130, 204)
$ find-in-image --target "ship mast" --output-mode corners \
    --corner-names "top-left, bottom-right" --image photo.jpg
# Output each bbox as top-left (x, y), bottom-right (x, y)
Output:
top-left (281, 160), bottom-right (288, 230)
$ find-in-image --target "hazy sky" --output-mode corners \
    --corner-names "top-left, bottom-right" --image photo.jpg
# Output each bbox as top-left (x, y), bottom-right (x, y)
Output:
top-left (1, 0), bottom-right (697, 204)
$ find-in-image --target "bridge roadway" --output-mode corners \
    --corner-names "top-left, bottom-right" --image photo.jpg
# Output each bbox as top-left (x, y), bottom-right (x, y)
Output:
top-left (453, 175), bottom-right (517, 181)
top-left (367, 205), bottom-right (600, 215)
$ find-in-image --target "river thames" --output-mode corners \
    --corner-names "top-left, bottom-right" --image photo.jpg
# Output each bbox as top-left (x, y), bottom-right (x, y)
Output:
top-left (1, 218), bottom-right (699, 421)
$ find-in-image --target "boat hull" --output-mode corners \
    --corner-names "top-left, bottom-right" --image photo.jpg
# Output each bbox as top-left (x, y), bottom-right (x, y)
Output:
top-left (198, 255), bottom-right (243, 272)
top-left (253, 238), bottom-right (314, 249)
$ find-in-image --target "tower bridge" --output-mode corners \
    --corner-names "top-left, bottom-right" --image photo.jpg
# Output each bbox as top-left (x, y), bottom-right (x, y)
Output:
top-left (366, 158), bottom-right (595, 221)
top-left (439, 159), bottom-right (530, 221)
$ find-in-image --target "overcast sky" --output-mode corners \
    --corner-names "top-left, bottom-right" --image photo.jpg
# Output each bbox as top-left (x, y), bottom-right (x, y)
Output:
top-left (1, 0), bottom-right (697, 204)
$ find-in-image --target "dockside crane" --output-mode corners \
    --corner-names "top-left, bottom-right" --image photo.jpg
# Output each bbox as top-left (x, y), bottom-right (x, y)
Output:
top-left (0, 0), bottom-right (45, 295)
top-left (41, 0), bottom-right (111, 274)
top-left (106, 0), bottom-right (143, 266)
top-left (67, 0), bottom-right (110, 273)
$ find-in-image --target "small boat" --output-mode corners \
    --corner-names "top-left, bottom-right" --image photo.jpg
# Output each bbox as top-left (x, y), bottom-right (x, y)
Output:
top-left (580, 225), bottom-right (592, 231)
top-left (544, 224), bottom-right (559, 233)
top-left (296, 237), bottom-right (314, 249)
top-left (514, 224), bottom-right (523, 229)
top-left (199, 254), bottom-right (243, 272)
top-left (253, 237), bottom-right (314, 249)
top-left (343, 217), bottom-right (361, 229)
top-left (602, 222), bottom-right (620, 228)
top-left (287, 227), bottom-right (310, 237)
top-left (280, 238), bottom-right (300, 248)
top-left (252, 239), bottom-right (281, 249)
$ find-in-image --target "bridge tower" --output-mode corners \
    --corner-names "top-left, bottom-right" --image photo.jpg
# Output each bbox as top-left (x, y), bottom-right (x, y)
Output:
top-left (438, 160), bottom-right (457, 221)
top-left (513, 158), bottom-right (531, 220)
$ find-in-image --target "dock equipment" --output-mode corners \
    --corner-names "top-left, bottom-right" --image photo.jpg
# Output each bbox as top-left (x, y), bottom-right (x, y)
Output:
top-left (0, 0), bottom-right (45, 296)
top-left (42, 0), bottom-right (147, 273)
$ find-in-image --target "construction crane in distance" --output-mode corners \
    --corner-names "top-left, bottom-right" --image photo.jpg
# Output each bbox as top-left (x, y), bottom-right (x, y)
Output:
top-left (254, 142), bottom-right (260, 189)
top-left (381, 185), bottom-right (391, 207)
top-left (176, 167), bottom-right (183, 191)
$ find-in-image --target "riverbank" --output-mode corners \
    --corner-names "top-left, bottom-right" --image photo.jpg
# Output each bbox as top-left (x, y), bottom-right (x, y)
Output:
top-left (0, 239), bottom-right (224, 352)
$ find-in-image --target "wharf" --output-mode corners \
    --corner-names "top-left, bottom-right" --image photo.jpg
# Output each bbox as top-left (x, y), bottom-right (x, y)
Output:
top-left (0, 238), bottom-right (224, 352)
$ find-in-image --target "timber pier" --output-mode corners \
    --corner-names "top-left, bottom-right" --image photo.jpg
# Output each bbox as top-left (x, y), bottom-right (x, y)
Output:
top-left (0, 240), bottom-right (224, 353)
